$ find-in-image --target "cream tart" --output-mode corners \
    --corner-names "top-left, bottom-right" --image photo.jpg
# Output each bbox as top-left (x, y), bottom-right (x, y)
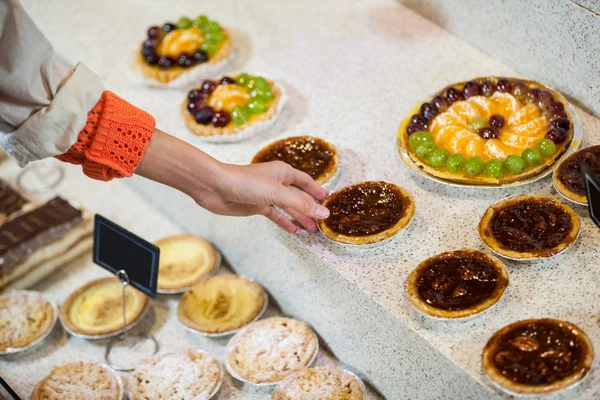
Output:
top-left (479, 195), bottom-right (580, 260)
top-left (318, 181), bottom-right (415, 245)
top-left (0, 291), bottom-right (56, 352)
top-left (178, 274), bottom-right (266, 335)
top-left (136, 16), bottom-right (232, 84)
top-left (272, 367), bottom-right (366, 400)
top-left (398, 78), bottom-right (575, 185)
top-left (155, 234), bottom-right (219, 292)
top-left (182, 73), bottom-right (284, 139)
top-left (554, 145), bottom-right (600, 205)
top-left (60, 277), bottom-right (148, 337)
top-left (407, 250), bottom-right (508, 319)
top-left (226, 317), bottom-right (318, 384)
top-left (130, 349), bottom-right (222, 400)
top-left (31, 361), bottom-right (122, 400)
top-left (252, 136), bottom-right (339, 185)
top-left (483, 319), bottom-right (593, 396)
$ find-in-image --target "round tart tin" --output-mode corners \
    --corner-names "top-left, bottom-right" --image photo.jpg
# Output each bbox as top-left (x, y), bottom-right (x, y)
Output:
top-left (103, 364), bottom-right (125, 400)
top-left (552, 146), bottom-right (599, 206)
top-left (0, 290), bottom-right (58, 355)
top-left (273, 367), bottom-right (367, 400)
top-left (157, 250), bottom-right (222, 295)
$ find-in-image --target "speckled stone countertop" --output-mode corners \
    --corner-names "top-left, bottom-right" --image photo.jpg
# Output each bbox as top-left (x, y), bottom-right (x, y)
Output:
top-left (16, 0), bottom-right (600, 398)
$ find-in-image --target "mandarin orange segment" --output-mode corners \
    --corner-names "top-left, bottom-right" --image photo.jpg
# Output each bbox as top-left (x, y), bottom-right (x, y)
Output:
top-left (207, 85), bottom-right (251, 112)
top-left (509, 116), bottom-right (549, 137)
top-left (485, 92), bottom-right (521, 117)
top-left (157, 28), bottom-right (204, 57)
top-left (430, 112), bottom-right (465, 131)
top-left (448, 100), bottom-right (484, 121)
top-left (500, 131), bottom-right (542, 148)
top-left (433, 125), bottom-right (464, 146)
top-left (507, 104), bottom-right (542, 126)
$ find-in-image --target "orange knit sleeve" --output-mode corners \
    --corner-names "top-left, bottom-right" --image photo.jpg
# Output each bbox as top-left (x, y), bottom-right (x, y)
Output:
top-left (56, 91), bottom-right (155, 181)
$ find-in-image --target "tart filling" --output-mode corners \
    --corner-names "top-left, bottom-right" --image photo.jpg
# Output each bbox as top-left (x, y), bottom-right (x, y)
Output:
top-left (483, 319), bottom-right (593, 396)
top-left (252, 136), bottom-right (339, 184)
top-left (407, 250), bottom-right (508, 319)
top-left (178, 274), bottom-right (266, 334)
top-left (554, 145), bottom-right (600, 204)
top-left (272, 367), bottom-right (365, 400)
top-left (226, 317), bottom-right (318, 384)
top-left (60, 277), bottom-right (148, 337)
top-left (31, 362), bottom-right (121, 400)
top-left (130, 349), bottom-right (222, 400)
top-left (155, 234), bottom-right (219, 291)
top-left (398, 78), bottom-right (574, 185)
top-left (318, 181), bottom-right (415, 245)
top-left (182, 74), bottom-right (282, 136)
top-left (479, 195), bottom-right (580, 259)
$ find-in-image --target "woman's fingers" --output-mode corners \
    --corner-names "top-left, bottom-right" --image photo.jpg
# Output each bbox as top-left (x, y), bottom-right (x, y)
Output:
top-left (260, 206), bottom-right (298, 234)
top-left (269, 185), bottom-right (330, 220)
top-left (290, 169), bottom-right (329, 202)
top-left (283, 206), bottom-right (318, 233)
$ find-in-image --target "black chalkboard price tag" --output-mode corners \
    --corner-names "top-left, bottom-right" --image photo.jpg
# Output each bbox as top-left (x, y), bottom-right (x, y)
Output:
top-left (0, 376), bottom-right (21, 400)
top-left (582, 162), bottom-right (600, 228)
top-left (93, 215), bottom-right (159, 299)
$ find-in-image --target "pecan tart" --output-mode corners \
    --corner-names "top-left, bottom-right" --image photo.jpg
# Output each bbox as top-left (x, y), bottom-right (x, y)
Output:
top-left (479, 195), bottom-right (580, 260)
top-left (130, 349), bottom-right (222, 400)
top-left (60, 277), bottom-right (148, 337)
top-left (0, 291), bottom-right (55, 352)
top-left (407, 250), bottom-right (508, 319)
top-left (31, 361), bottom-right (122, 400)
top-left (136, 16), bottom-right (231, 84)
top-left (398, 78), bottom-right (574, 185)
top-left (182, 73), bottom-right (284, 138)
top-left (483, 319), bottom-right (593, 396)
top-left (155, 234), bottom-right (219, 292)
top-left (554, 145), bottom-right (600, 205)
top-left (318, 181), bottom-right (415, 245)
top-left (272, 367), bottom-right (366, 400)
top-left (252, 136), bottom-right (339, 185)
top-left (178, 274), bottom-right (266, 334)
top-left (226, 317), bottom-right (318, 384)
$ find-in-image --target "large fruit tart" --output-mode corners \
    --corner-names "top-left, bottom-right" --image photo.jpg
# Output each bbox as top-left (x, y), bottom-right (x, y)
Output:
top-left (398, 78), bottom-right (575, 185)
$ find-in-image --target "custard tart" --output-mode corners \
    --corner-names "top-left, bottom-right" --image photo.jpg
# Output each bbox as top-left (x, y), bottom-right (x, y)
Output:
top-left (60, 277), bottom-right (148, 337)
top-left (252, 136), bottom-right (339, 185)
top-left (178, 274), bottom-right (266, 335)
top-left (154, 234), bottom-right (219, 292)
top-left (479, 195), bottom-right (580, 260)
top-left (318, 181), bottom-right (415, 245)
top-left (136, 16), bottom-right (232, 84)
top-left (407, 250), bottom-right (508, 319)
top-left (398, 78), bottom-right (575, 185)
top-left (272, 367), bottom-right (366, 400)
top-left (483, 319), bottom-right (593, 396)
top-left (554, 145), bottom-right (600, 205)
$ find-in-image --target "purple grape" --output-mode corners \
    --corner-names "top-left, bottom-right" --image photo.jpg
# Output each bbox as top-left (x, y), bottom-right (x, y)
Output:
top-left (420, 103), bottom-right (438, 121)
top-left (212, 110), bottom-right (231, 127)
top-left (489, 114), bottom-right (505, 129)
top-left (525, 88), bottom-right (540, 104)
top-left (201, 79), bottom-right (218, 94)
top-left (550, 118), bottom-right (570, 131)
top-left (406, 123), bottom-right (427, 135)
top-left (187, 99), bottom-right (206, 114)
top-left (157, 56), bottom-right (174, 69)
top-left (147, 26), bottom-right (161, 38)
top-left (143, 39), bottom-right (157, 49)
top-left (410, 114), bottom-right (428, 128)
top-left (141, 46), bottom-right (155, 57)
top-left (194, 106), bottom-right (215, 125)
top-left (177, 53), bottom-right (193, 68)
top-left (144, 53), bottom-right (159, 65)
top-left (496, 78), bottom-right (511, 93)
top-left (511, 81), bottom-right (528, 98)
top-left (538, 91), bottom-right (554, 109)
top-left (193, 50), bottom-right (208, 64)
top-left (546, 127), bottom-right (567, 144)
top-left (547, 101), bottom-right (565, 115)
top-left (479, 127), bottom-right (499, 139)
top-left (220, 76), bottom-right (236, 85)
top-left (463, 81), bottom-right (481, 98)
top-left (481, 80), bottom-right (494, 97)
top-left (432, 96), bottom-right (450, 112)
top-left (553, 111), bottom-right (568, 119)
top-left (446, 88), bottom-right (464, 104)
top-left (163, 23), bottom-right (176, 32)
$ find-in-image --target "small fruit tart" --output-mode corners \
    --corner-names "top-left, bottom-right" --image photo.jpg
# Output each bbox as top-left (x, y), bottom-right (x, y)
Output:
top-left (398, 78), bottom-right (575, 185)
top-left (182, 73), bottom-right (285, 141)
top-left (135, 15), bottom-right (232, 85)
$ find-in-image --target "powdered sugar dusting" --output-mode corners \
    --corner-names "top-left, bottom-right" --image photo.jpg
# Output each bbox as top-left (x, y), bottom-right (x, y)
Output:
top-left (0, 291), bottom-right (54, 351)
top-left (272, 367), bottom-right (365, 400)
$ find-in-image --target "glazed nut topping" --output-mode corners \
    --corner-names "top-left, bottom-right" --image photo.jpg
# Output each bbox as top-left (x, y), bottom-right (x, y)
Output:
top-left (274, 367), bottom-right (364, 400)
top-left (33, 362), bottom-right (119, 400)
top-left (0, 292), bottom-right (53, 351)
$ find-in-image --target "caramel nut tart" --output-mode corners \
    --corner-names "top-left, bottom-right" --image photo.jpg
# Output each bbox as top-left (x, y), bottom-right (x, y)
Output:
top-left (318, 181), bottom-right (415, 245)
top-left (479, 195), bottom-right (580, 260)
top-left (155, 234), bottom-right (219, 292)
top-left (226, 317), bottom-right (318, 385)
top-left (554, 145), bottom-right (600, 205)
top-left (252, 136), bottom-right (339, 185)
top-left (31, 361), bottom-right (122, 400)
top-left (136, 16), bottom-right (232, 84)
top-left (0, 291), bottom-right (56, 352)
top-left (407, 250), bottom-right (508, 319)
top-left (178, 274), bottom-right (266, 335)
top-left (483, 319), bottom-right (593, 396)
top-left (60, 277), bottom-right (148, 337)
top-left (398, 78), bottom-right (575, 185)
top-left (130, 349), bottom-right (222, 400)
top-left (272, 367), bottom-right (366, 400)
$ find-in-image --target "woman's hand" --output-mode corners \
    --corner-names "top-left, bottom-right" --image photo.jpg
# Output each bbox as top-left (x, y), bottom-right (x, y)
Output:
top-left (136, 129), bottom-right (329, 233)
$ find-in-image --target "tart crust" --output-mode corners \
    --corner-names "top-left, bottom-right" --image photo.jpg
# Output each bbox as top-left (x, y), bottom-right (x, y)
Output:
top-left (317, 181), bottom-right (415, 245)
top-left (177, 274), bottom-right (266, 334)
top-left (0, 291), bottom-right (55, 351)
top-left (398, 78), bottom-right (574, 185)
top-left (553, 145), bottom-right (600, 205)
top-left (407, 249), bottom-right (508, 319)
top-left (478, 195), bottom-right (580, 260)
top-left (226, 317), bottom-right (318, 384)
top-left (272, 367), bottom-right (365, 400)
top-left (60, 277), bottom-right (148, 337)
top-left (135, 29), bottom-right (232, 84)
top-left (482, 318), bottom-right (594, 396)
top-left (181, 78), bottom-right (283, 137)
top-left (251, 136), bottom-right (339, 185)
top-left (154, 234), bottom-right (219, 291)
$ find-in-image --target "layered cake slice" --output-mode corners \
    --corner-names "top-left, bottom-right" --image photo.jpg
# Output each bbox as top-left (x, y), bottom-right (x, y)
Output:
top-left (0, 197), bottom-right (93, 291)
top-left (0, 180), bottom-right (27, 224)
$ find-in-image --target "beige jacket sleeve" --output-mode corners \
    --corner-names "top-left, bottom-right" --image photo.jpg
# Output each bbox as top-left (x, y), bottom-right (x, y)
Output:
top-left (0, 0), bottom-right (104, 167)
